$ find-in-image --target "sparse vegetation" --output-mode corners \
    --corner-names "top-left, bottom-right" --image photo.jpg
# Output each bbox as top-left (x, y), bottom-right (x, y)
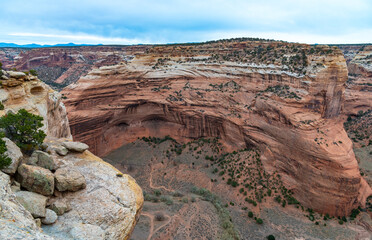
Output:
top-left (0, 132), bottom-right (11, 170)
top-left (0, 109), bottom-right (46, 153)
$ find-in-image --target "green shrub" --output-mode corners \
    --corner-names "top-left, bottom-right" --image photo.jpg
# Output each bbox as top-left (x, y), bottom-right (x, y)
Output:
top-left (0, 109), bottom-right (46, 153)
top-left (267, 235), bottom-right (275, 240)
top-left (0, 102), bottom-right (4, 110)
top-left (0, 133), bottom-right (12, 169)
top-left (248, 211), bottom-right (253, 218)
top-left (256, 218), bottom-right (263, 224)
top-left (29, 69), bottom-right (38, 76)
top-left (153, 189), bottom-right (161, 196)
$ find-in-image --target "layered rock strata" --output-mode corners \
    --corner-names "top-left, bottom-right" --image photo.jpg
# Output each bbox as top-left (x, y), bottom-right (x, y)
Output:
top-left (63, 40), bottom-right (372, 216)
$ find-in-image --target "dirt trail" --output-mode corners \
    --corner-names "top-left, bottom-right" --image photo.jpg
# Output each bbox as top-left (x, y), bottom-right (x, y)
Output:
top-left (141, 211), bottom-right (171, 240)
top-left (148, 164), bottom-right (174, 192)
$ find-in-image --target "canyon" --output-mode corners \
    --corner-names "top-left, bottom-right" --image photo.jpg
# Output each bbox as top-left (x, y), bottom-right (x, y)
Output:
top-left (1, 39), bottom-right (371, 239)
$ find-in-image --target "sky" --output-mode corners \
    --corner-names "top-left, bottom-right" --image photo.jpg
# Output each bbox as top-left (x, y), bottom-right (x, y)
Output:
top-left (0, 0), bottom-right (371, 45)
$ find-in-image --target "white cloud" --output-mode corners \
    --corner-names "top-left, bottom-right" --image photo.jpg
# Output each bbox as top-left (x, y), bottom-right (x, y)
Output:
top-left (7, 32), bottom-right (149, 45)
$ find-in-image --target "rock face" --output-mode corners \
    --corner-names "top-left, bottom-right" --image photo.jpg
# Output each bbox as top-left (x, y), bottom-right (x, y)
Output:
top-left (63, 40), bottom-right (371, 216)
top-left (0, 172), bottom-right (54, 240)
top-left (17, 164), bottom-right (55, 196)
top-left (0, 71), bottom-right (71, 139)
top-left (338, 45), bottom-right (372, 116)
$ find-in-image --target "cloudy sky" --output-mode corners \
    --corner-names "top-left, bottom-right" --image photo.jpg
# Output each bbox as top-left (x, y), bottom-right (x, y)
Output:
top-left (1, 0), bottom-right (371, 45)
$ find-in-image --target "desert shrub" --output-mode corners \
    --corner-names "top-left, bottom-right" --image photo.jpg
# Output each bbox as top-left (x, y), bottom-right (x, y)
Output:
top-left (0, 109), bottom-right (46, 153)
top-left (0, 133), bottom-right (11, 169)
top-left (173, 191), bottom-right (183, 197)
top-left (248, 211), bottom-right (253, 218)
top-left (155, 212), bottom-right (165, 221)
top-left (165, 198), bottom-right (173, 205)
top-left (153, 189), bottom-right (161, 196)
top-left (267, 235), bottom-right (275, 240)
top-left (256, 218), bottom-right (263, 224)
top-left (182, 197), bottom-right (188, 203)
top-left (29, 69), bottom-right (38, 76)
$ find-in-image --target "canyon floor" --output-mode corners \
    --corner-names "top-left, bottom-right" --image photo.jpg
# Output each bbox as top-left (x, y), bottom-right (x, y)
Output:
top-left (104, 137), bottom-right (372, 240)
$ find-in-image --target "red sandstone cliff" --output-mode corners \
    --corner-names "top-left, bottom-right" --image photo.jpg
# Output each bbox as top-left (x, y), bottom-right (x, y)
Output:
top-left (62, 40), bottom-right (371, 216)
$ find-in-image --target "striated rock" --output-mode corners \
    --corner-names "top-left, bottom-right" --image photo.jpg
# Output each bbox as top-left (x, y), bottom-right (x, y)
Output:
top-left (17, 164), bottom-right (54, 196)
top-left (41, 209), bottom-right (58, 225)
top-left (63, 41), bottom-right (370, 216)
top-left (62, 141), bottom-right (89, 152)
top-left (48, 198), bottom-right (71, 215)
top-left (1, 137), bottom-right (23, 175)
top-left (14, 191), bottom-right (48, 218)
top-left (42, 150), bottom-right (143, 240)
top-left (26, 150), bottom-right (56, 170)
top-left (55, 167), bottom-right (86, 192)
top-left (0, 172), bottom-right (53, 239)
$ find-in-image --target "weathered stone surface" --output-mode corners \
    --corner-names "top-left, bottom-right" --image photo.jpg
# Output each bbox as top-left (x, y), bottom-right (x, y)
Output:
top-left (7, 71), bottom-right (26, 79)
top-left (55, 146), bottom-right (68, 156)
top-left (26, 150), bottom-right (56, 170)
top-left (14, 191), bottom-right (48, 218)
top-left (17, 164), bottom-right (54, 196)
top-left (0, 74), bottom-right (71, 140)
top-left (48, 198), bottom-right (71, 215)
top-left (0, 172), bottom-right (54, 240)
top-left (55, 167), bottom-right (86, 192)
top-left (41, 209), bottom-right (58, 225)
top-left (42, 150), bottom-right (143, 240)
top-left (11, 181), bottom-right (21, 193)
top-left (62, 141), bottom-right (89, 152)
top-left (62, 42), bottom-right (370, 216)
top-left (1, 138), bottom-right (23, 175)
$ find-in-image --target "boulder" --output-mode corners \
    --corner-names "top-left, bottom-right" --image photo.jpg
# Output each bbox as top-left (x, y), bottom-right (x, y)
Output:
top-left (1, 138), bottom-right (23, 175)
top-left (17, 164), bottom-right (54, 196)
top-left (7, 71), bottom-right (26, 79)
top-left (11, 181), bottom-right (21, 193)
top-left (15, 191), bottom-right (48, 218)
top-left (55, 167), bottom-right (86, 192)
top-left (48, 198), bottom-right (71, 215)
top-left (55, 146), bottom-right (68, 156)
top-left (41, 209), bottom-right (58, 225)
top-left (62, 141), bottom-right (89, 152)
top-left (26, 150), bottom-right (56, 171)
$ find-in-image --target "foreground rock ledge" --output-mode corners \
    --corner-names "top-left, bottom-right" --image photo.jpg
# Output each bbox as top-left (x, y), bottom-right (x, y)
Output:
top-left (41, 150), bottom-right (143, 240)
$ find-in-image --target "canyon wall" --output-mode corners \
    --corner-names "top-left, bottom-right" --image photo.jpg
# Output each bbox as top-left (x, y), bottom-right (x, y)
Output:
top-left (63, 40), bottom-right (372, 216)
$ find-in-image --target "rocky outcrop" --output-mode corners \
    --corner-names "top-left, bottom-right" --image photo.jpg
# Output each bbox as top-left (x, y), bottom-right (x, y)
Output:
top-left (0, 72), bottom-right (143, 239)
top-left (0, 71), bottom-right (71, 139)
top-left (0, 172), bottom-right (54, 240)
top-left (63, 40), bottom-right (371, 216)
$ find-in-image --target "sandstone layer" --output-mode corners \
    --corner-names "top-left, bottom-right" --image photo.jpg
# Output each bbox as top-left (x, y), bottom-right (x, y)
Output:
top-left (63, 40), bottom-right (372, 216)
top-left (338, 45), bottom-right (372, 116)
